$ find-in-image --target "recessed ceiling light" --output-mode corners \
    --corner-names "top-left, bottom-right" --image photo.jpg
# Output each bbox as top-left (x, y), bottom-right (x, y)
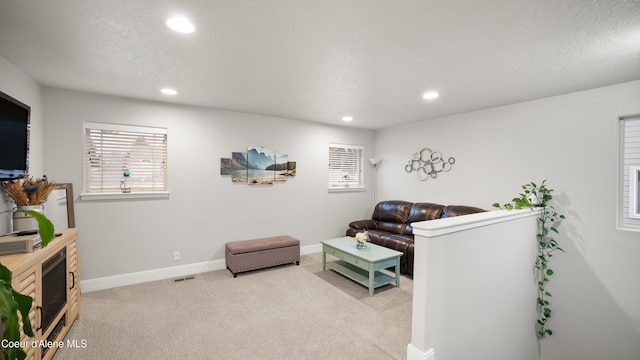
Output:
top-left (166, 17), bottom-right (195, 34)
top-left (342, 116), bottom-right (353, 122)
top-left (161, 88), bottom-right (178, 95)
top-left (422, 91), bottom-right (439, 100)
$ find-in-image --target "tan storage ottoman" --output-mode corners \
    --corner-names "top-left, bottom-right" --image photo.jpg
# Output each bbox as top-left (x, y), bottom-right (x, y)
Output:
top-left (225, 235), bottom-right (300, 277)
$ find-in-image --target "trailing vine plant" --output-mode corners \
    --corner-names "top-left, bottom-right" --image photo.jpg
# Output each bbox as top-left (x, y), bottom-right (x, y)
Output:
top-left (492, 180), bottom-right (565, 339)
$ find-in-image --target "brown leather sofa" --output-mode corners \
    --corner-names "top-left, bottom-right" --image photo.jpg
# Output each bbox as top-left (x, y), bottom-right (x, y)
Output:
top-left (346, 200), bottom-right (485, 276)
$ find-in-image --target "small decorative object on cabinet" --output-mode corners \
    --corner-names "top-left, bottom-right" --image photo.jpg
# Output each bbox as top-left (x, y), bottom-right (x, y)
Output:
top-left (0, 228), bottom-right (80, 360)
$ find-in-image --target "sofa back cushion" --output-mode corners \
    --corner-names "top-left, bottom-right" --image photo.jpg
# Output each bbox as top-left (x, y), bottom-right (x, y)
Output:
top-left (440, 205), bottom-right (486, 218)
top-left (372, 200), bottom-right (412, 222)
top-left (403, 202), bottom-right (445, 234)
top-left (408, 203), bottom-right (445, 222)
top-left (372, 200), bottom-right (412, 235)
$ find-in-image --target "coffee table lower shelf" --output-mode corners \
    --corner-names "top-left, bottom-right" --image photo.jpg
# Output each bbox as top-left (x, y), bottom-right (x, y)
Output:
top-left (326, 260), bottom-right (397, 294)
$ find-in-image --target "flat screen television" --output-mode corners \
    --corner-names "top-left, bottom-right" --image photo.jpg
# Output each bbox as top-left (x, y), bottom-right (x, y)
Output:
top-left (0, 90), bottom-right (30, 181)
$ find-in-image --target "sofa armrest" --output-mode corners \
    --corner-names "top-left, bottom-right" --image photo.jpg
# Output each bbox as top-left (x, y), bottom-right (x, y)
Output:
top-left (348, 219), bottom-right (377, 231)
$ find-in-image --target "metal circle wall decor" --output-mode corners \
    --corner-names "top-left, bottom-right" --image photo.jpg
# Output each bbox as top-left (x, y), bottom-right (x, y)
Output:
top-left (405, 148), bottom-right (455, 181)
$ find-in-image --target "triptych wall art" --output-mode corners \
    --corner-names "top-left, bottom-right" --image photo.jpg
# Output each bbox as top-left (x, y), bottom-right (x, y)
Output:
top-left (220, 146), bottom-right (296, 185)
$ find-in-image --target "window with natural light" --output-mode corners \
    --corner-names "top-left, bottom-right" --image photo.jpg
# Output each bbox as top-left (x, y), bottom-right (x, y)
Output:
top-left (619, 116), bottom-right (640, 229)
top-left (83, 122), bottom-right (168, 198)
top-left (328, 143), bottom-right (364, 191)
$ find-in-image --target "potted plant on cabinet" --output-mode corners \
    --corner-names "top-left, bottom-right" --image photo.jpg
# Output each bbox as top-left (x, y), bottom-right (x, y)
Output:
top-left (1, 176), bottom-right (56, 247)
top-left (493, 180), bottom-right (565, 339)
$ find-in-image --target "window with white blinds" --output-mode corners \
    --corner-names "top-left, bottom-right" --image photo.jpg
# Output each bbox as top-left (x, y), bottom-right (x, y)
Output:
top-left (619, 116), bottom-right (640, 230)
top-left (84, 122), bottom-right (167, 193)
top-left (328, 143), bottom-right (364, 190)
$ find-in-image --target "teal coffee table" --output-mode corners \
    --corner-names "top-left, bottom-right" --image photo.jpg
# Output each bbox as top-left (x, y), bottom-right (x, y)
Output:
top-left (321, 236), bottom-right (403, 296)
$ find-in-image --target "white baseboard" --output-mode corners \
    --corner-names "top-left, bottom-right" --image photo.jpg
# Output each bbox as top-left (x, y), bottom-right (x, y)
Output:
top-left (80, 259), bottom-right (226, 293)
top-left (301, 243), bottom-right (322, 255)
top-left (407, 344), bottom-right (435, 360)
top-left (80, 243), bottom-right (322, 293)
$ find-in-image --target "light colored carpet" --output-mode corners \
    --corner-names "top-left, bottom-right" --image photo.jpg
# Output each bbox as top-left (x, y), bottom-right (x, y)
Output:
top-left (53, 252), bottom-right (413, 359)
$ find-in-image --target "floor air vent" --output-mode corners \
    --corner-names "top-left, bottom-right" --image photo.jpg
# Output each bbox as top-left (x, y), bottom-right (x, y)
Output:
top-left (173, 276), bottom-right (195, 282)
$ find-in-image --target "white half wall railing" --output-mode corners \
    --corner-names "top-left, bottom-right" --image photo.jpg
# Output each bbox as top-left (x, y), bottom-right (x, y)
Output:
top-left (407, 209), bottom-right (541, 360)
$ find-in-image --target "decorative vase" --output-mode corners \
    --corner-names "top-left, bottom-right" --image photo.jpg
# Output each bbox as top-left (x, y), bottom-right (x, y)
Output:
top-left (12, 205), bottom-right (44, 232)
top-left (355, 230), bottom-right (369, 249)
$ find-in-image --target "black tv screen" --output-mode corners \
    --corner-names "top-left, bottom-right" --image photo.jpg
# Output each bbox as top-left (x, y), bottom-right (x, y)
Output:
top-left (0, 90), bottom-right (30, 181)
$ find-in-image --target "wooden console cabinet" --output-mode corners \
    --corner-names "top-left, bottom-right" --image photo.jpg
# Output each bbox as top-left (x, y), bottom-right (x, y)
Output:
top-left (0, 228), bottom-right (80, 360)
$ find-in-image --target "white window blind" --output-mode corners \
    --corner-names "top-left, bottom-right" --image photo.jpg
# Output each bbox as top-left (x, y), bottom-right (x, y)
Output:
top-left (84, 122), bottom-right (167, 193)
top-left (619, 116), bottom-right (640, 230)
top-left (328, 143), bottom-right (364, 190)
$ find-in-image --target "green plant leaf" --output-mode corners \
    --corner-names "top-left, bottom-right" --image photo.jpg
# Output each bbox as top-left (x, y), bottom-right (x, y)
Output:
top-left (0, 263), bottom-right (11, 284)
top-left (0, 262), bottom-right (33, 359)
top-left (23, 210), bottom-right (55, 247)
top-left (0, 278), bottom-right (28, 360)
top-left (12, 290), bottom-right (33, 337)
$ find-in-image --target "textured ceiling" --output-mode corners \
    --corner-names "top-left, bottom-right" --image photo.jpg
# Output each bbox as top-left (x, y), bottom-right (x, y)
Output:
top-left (1, 0), bottom-right (639, 129)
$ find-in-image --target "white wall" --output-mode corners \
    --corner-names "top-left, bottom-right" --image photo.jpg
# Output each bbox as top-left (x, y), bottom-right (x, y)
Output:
top-left (42, 88), bottom-right (376, 283)
top-left (376, 80), bottom-right (640, 360)
top-left (0, 56), bottom-right (44, 234)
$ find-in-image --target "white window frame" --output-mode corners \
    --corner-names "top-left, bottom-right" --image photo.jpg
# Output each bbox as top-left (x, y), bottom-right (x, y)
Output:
top-left (80, 122), bottom-right (169, 200)
top-left (629, 166), bottom-right (640, 220)
top-left (328, 143), bottom-right (365, 192)
top-left (618, 115), bottom-right (640, 229)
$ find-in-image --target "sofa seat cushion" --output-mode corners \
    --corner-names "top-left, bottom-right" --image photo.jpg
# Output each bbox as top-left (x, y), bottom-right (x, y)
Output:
top-left (374, 233), bottom-right (413, 252)
top-left (367, 232), bottom-right (414, 275)
top-left (376, 221), bottom-right (406, 235)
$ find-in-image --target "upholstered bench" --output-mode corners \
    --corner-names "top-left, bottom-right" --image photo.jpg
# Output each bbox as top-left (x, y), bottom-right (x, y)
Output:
top-left (225, 235), bottom-right (300, 277)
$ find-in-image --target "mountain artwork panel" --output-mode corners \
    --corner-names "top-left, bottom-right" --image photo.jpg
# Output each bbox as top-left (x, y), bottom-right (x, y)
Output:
top-left (219, 152), bottom-right (248, 183)
top-left (220, 147), bottom-right (296, 185)
top-left (247, 147), bottom-right (275, 184)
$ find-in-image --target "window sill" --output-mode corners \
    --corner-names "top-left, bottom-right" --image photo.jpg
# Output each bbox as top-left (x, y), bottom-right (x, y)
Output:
top-left (79, 191), bottom-right (170, 201)
top-left (328, 187), bottom-right (366, 193)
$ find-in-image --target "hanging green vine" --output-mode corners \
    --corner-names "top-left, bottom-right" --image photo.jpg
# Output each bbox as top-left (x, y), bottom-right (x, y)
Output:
top-left (493, 180), bottom-right (565, 339)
